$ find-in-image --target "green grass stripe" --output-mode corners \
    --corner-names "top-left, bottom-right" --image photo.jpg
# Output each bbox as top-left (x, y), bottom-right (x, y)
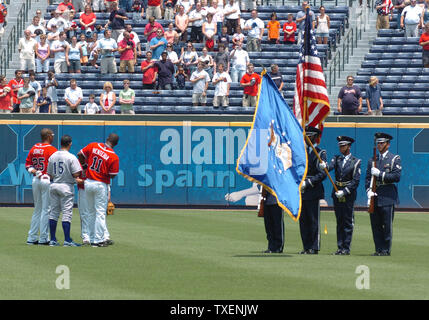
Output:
top-left (0, 208), bottom-right (428, 299)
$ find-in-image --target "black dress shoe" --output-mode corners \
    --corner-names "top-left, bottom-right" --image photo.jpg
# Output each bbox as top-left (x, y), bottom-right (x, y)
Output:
top-left (104, 239), bottom-right (115, 246)
top-left (91, 242), bottom-right (108, 247)
top-left (263, 249), bottom-right (282, 253)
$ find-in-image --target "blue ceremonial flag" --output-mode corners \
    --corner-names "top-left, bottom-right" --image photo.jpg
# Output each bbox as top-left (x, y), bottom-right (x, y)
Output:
top-left (236, 72), bottom-right (308, 221)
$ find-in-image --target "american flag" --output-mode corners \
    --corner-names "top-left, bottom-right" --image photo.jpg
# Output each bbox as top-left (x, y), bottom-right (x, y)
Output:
top-left (293, 7), bottom-right (330, 132)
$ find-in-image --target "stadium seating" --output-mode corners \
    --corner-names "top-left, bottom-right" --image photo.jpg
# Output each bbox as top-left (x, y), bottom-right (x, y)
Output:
top-left (349, 19), bottom-right (429, 115)
top-left (37, 5), bottom-right (350, 114)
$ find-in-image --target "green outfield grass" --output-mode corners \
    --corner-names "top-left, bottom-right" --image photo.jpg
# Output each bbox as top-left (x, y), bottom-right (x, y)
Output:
top-left (0, 207), bottom-right (428, 300)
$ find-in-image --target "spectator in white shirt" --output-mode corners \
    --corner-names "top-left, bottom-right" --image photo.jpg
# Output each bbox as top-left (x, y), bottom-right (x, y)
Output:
top-left (210, 0), bottom-right (224, 38)
top-left (243, 9), bottom-right (264, 52)
top-left (50, 31), bottom-right (69, 74)
top-left (401, 0), bottom-right (423, 37)
top-left (190, 61), bottom-right (211, 106)
top-left (64, 79), bottom-right (83, 113)
top-left (84, 94), bottom-right (100, 114)
top-left (189, 2), bottom-right (205, 43)
top-left (27, 16), bottom-right (46, 39)
top-left (224, 0), bottom-right (241, 35)
top-left (240, 0), bottom-right (256, 12)
top-left (47, 10), bottom-right (68, 33)
top-left (212, 62), bottom-right (232, 108)
top-left (18, 30), bottom-right (37, 73)
top-left (229, 41), bottom-right (249, 82)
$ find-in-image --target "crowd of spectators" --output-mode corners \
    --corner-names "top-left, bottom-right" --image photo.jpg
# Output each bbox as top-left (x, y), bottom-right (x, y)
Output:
top-left (1, 0), bottom-right (401, 115)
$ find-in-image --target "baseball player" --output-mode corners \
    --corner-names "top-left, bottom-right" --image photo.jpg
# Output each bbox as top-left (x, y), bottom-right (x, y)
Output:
top-left (77, 170), bottom-right (91, 245)
top-left (77, 133), bottom-right (119, 247)
top-left (25, 128), bottom-right (57, 245)
top-left (47, 135), bottom-right (82, 247)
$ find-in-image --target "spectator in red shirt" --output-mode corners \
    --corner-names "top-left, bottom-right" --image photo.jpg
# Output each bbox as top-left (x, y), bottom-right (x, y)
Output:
top-left (0, 76), bottom-right (13, 113)
top-left (283, 14), bottom-right (296, 44)
top-left (118, 31), bottom-right (137, 73)
top-left (57, 0), bottom-right (75, 13)
top-left (141, 51), bottom-right (158, 89)
top-left (240, 63), bottom-right (261, 107)
top-left (80, 5), bottom-right (96, 32)
top-left (147, 0), bottom-right (163, 20)
top-left (8, 70), bottom-right (24, 113)
top-left (0, 3), bottom-right (7, 37)
top-left (144, 16), bottom-right (164, 51)
top-left (419, 22), bottom-right (429, 68)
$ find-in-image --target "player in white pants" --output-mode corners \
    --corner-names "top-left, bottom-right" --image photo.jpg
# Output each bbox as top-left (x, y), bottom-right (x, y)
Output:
top-left (78, 133), bottom-right (120, 247)
top-left (47, 135), bottom-right (83, 247)
top-left (25, 128), bottom-right (57, 245)
top-left (77, 171), bottom-right (91, 245)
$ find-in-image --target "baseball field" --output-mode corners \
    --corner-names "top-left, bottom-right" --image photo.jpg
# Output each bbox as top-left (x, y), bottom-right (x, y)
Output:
top-left (0, 207), bottom-right (428, 300)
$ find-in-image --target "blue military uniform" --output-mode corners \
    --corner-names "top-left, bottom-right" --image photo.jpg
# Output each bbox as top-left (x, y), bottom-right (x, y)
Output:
top-left (365, 133), bottom-right (401, 256)
top-left (299, 127), bottom-right (327, 254)
top-left (263, 191), bottom-right (284, 253)
top-left (326, 136), bottom-right (361, 255)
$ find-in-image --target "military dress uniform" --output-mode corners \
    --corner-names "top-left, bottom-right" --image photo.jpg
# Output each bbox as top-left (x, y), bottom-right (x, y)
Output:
top-left (299, 127), bottom-right (327, 254)
top-left (263, 191), bottom-right (284, 253)
top-left (365, 133), bottom-right (401, 256)
top-left (325, 136), bottom-right (361, 255)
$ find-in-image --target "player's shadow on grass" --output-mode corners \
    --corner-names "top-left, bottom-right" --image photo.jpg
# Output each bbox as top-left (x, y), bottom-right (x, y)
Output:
top-left (233, 252), bottom-right (293, 258)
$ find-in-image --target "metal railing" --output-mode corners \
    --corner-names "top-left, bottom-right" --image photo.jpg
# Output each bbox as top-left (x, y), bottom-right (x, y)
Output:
top-left (326, 0), bottom-right (375, 94)
top-left (0, 0), bottom-right (36, 75)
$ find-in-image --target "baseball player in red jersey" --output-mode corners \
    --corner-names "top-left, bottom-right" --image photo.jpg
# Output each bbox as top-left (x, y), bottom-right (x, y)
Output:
top-left (77, 133), bottom-right (119, 247)
top-left (25, 128), bottom-right (57, 245)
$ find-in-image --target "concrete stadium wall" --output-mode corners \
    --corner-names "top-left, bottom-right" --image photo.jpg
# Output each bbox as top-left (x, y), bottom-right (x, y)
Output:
top-left (1, 116), bottom-right (428, 209)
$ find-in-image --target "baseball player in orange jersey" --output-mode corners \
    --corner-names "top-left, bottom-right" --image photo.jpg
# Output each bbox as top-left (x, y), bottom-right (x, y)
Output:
top-left (77, 133), bottom-right (119, 247)
top-left (25, 128), bottom-right (57, 245)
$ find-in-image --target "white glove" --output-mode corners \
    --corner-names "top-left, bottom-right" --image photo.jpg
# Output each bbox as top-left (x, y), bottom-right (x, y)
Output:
top-left (35, 170), bottom-right (43, 178)
top-left (225, 192), bottom-right (243, 202)
top-left (318, 161), bottom-right (327, 170)
top-left (371, 167), bottom-right (381, 177)
top-left (301, 181), bottom-right (306, 193)
top-left (367, 190), bottom-right (378, 199)
top-left (335, 190), bottom-right (345, 198)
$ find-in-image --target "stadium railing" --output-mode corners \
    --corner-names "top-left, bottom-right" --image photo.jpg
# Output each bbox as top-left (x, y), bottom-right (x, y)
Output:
top-left (0, 0), bottom-right (39, 75)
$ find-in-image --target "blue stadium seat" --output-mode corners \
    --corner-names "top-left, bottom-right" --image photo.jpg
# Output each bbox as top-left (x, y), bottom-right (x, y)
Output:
top-left (407, 99), bottom-right (424, 107)
top-left (381, 83), bottom-right (397, 91)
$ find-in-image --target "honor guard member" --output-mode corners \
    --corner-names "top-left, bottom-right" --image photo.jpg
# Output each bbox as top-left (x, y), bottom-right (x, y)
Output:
top-left (299, 126), bottom-right (327, 254)
top-left (25, 128), bottom-right (57, 245)
top-left (262, 189), bottom-right (284, 253)
top-left (365, 132), bottom-right (401, 256)
top-left (320, 136), bottom-right (361, 255)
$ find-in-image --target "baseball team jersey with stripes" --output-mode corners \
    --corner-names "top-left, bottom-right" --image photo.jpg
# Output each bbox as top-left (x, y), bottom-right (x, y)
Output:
top-left (80, 142), bottom-right (119, 184)
top-left (25, 143), bottom-right (58, 174)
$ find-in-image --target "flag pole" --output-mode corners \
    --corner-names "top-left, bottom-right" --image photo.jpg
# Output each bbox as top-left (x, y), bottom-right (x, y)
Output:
top-left (304, 134), bottom-right (339, 193)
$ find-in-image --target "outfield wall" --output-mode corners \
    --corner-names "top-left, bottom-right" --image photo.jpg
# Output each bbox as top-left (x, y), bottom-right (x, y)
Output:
top-left (1, 118), bottom-right (429, 209)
